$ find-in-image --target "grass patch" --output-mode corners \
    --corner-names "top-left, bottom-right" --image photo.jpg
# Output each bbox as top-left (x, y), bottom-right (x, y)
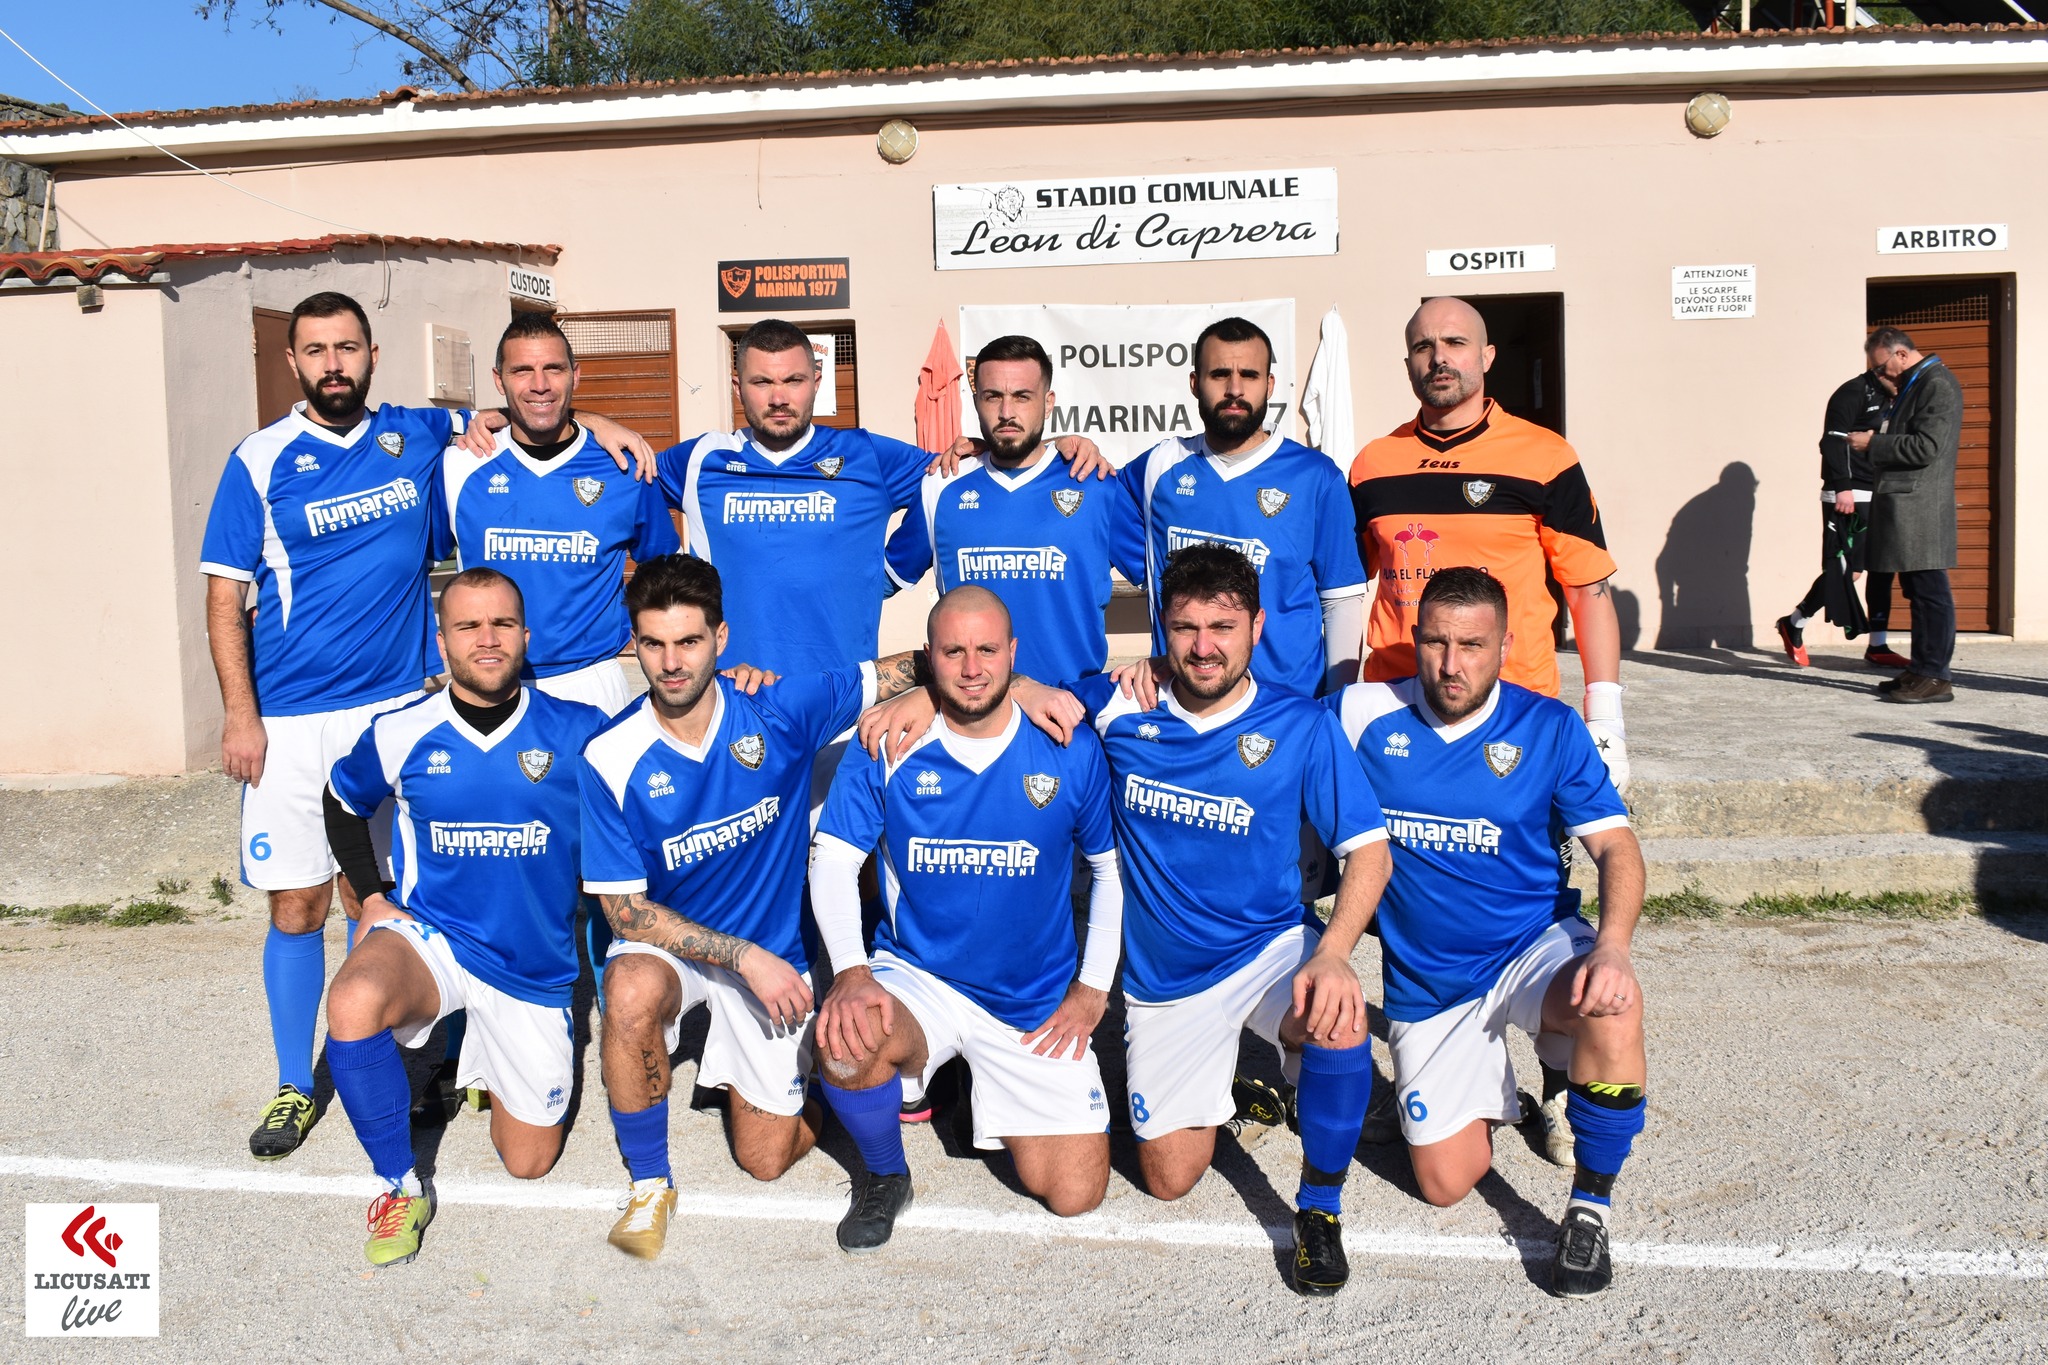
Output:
top-left (1634, 884), bottom-right (1723, 921)
top-left (153, 877), bottom-right (190, 897)
top-left (208, 873), bottom-right (235, 907)
top-left (48, 903), bottom-right (110, 925)
top-left (0, 904), bottom-right (30, 919)
top-left (110, 900), bottom-right (189, 927)
top-left (1737, 889), bottom-right (1975, 920)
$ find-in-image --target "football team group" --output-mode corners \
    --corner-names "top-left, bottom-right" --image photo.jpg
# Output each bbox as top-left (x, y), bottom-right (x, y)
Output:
top-left (200, 288), bottom-right (1647, 1299)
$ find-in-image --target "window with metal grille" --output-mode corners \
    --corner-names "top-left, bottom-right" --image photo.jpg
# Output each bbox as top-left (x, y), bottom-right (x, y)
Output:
top-left (561, 313), bottom-right (674, 356)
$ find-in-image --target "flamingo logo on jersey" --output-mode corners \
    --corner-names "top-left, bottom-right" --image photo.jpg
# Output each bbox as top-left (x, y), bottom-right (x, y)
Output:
top-left (1392, 521), bottom-right (1440, 566)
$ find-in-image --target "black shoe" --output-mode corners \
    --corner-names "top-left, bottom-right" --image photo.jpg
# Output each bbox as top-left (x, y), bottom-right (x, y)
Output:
top-left (249, 1084), bottom-right (315, 1160)
top-left (1230, 1074), bottom-right (1289, 1129)
top-left (1289, 1210), bottom-right (1350, 1296)
top-left (410, 1058), bottom-right (463, 1125)
top-left (1876, 670), bottom-right (1914, 693)
top-left (1551, 1206), bottom-right (1613, 1298)
top-left (837, 1171), bottom-right (914, 1254)
top-left (1881, 673), bottom-right (1955, 705)
top-left (1360, 1079), bottom-right (1401, 1146)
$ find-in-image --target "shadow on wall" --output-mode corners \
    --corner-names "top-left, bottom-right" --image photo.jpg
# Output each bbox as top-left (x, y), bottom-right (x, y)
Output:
top-left (1654, 462), bottom-right (1758, 650)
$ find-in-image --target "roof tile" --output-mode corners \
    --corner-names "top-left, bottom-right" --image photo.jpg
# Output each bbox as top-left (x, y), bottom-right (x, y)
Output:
top-left (0, 234), bottom-right (559, 284)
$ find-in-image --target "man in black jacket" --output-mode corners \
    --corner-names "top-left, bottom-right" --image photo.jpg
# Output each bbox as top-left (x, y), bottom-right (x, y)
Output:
top-left (1774, 363), bottom-right (1903, 669)
top-left (1851, 327), bottom-right (1966, 703)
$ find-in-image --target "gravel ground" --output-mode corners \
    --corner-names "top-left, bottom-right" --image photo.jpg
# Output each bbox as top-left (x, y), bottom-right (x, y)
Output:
top-left (1, 909), bottom-right (2043, 1362)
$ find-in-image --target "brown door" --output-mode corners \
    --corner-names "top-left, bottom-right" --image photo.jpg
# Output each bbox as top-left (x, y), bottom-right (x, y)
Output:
top-left (557, 310), bottom-right (680, 448)
top-left (727, 324), bottom-right (859, 430)
top-left (252, 308), bottom-right (297, 428)
top-left (1867, 279), bottom-right (2010, 633)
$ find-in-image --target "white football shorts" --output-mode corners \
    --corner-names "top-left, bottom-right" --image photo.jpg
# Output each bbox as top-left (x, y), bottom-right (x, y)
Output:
top-left (874, 951), bottom-right (1111, 1152)
top-left (605, 940), bottom-right (813, 1117)
top-left (1121, 924), bottom-right (1317, 1141)
top-left (534, 658), bottom-right (633, 716)
top-left (239, 689), bottom-right (424, 892)
top-left (378, 917), bottom-right (575, 1128)
top-left (1386, 917), bottom-right (1594, 1147)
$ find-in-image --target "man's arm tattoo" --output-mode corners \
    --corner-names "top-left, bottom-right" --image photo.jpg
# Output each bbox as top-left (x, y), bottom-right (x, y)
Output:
top-left (597, 891), bottom-right (752, 972)
top-left (1585, 578), bottom-right (1612, 598)
top-left (872, 649), bottom-right (931, 701)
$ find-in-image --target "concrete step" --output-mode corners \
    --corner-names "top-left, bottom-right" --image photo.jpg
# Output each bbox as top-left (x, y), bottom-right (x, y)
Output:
top-left (1625, 778), bottom-right (2048, 839)
top-left (1571, 830), bottom-right (2048, 902)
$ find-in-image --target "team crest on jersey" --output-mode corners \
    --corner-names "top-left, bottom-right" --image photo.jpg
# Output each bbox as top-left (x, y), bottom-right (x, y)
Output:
top-left (814, 456), bottom-right (844, 480)
top-left (377, 432), bottom-right (405, 458)
top-left (1136, 722), bottom-right (1161, 741)
top-left (1051, 487), bottom-right (1084, 517)
top-left (488, 472), bottom-right (510, 493)
top-left (1176, 473), bottom-right (1198, 496)
top-left (574, 476), bottom-right (604, 506)
top-left (426, 749), bottom-right (453, 774)
top-left (1256, 487), bottom-right (1290, 517)
top-left (1484, 742), bottom-right (1522, 778)
top-left (729, 733), bottom-right (765, 770)
top-left (1462, 479), bottom-right (1496, 507)
top-left (1237, 732), bottom-right (1275, 769)
top-left (1023, 773), bottom-right (1060, 809)
top-left (295, 452), bottom-right (320, 473)
top-left (517, 749), bottom-right (554, 783)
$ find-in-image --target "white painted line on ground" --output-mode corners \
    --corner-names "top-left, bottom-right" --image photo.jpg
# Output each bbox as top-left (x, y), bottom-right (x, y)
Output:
top-left (3, 1153), bottom-right (2042, 1282)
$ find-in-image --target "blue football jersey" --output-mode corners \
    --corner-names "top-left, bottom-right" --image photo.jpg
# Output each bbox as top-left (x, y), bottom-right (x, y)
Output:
top-left (1118, 432), bottom-right (1367, 696)
top-left (1329, 677), bottom-right (1629, 1022)
top-left (816, 704), bottom-right (1116, 1030)
top-left (329, 687), bottom-right (607, 1007)
top-left (200, 403), bottom-right (465, 716)
top-left (883, 453), bottom-right (1147, 684)
top-left (443, 428), bottom-right (680, 678)
top-left (1069, 674), bottom-right (1386, 1002)
top-left (657, 425), bottom-right (929, 676)
top-left (578, 665), bottom-right (876, 975)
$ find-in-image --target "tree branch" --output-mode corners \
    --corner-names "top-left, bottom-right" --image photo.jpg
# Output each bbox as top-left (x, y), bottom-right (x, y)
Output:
top-left (310, 0), bottom-right (482, 92)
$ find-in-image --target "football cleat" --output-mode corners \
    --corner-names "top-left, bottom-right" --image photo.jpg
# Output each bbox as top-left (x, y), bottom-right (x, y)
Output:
top-left (1551, 1206), bottom-right (1614, 1298)
top-left (1289, 1210), bottom-right (1350, 1296)
top-left (1360, 1079), bottom-right (1401, 1146)
top-left (364, 1187), bottom-right (432, 1267)
top-left (1864, 645), bottom-right (1911, 670)
top-left (1524, 1089), bottom-right (1573, 1167)
top-left (465, 1085), bottom-right (490, 1113)
top-left (1773, 616), bottom-right (1810, 668)
top-left (608, 1178), bottom-right (677, 1260)
top-left (249, 1085), bottom-right (315, 1160)
top-left (899, 1089), bottom-right (933, 1124)
top-left (1230, 1074), bottom-right (1291, 1128)
top-left (837, 1171), bottom-right (914, 1254)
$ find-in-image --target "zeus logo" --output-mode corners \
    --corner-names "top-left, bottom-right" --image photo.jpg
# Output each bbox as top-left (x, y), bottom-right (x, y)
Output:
top-left (663, 796), bottom-right (779, 869)
top-left (305, 478), bottom-right (419, 536)
top-left (905, 838), bottom-right (1041, 875)
top-left (723, 490), bottom-right (837, 523)
top-left (483, 528), bottom-right (601, 562)
top-left (429, 821), bottom-right (551, 855)
top-left (1166, 526), bottom-right (1271, 571)
top-left (956, 546), bottom-right (1068, 580)
top-left (1383, 809), bottom-right (1503, 854)
top-left (1123, 774), bottom-right (1253, 834)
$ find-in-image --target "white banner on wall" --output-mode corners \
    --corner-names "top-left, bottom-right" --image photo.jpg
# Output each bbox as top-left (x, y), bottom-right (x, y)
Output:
top-left (934, 170), bottom-right (1338, 272)
top-left (958, 299), bottom-right (1296, 465)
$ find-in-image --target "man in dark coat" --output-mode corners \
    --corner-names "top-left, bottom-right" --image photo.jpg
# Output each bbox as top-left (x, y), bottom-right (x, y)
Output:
top-left (1851, 327), bottom-right (1963, 703)
top-left (1773, 362), bottom-right (1902, 669)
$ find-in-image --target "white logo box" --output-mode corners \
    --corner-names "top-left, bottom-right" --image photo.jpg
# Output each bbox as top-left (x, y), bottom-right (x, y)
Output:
top-left (24, 1202), bottom-right (159, 1337)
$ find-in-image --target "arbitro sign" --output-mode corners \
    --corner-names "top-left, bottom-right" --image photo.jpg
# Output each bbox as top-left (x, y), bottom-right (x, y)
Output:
top-left (933, 169), bottom-right (1338, 271)
top-left (1877, 223), bottom-right (2007, 254)
top-left (1425, 244), bottom-right (1557, 277)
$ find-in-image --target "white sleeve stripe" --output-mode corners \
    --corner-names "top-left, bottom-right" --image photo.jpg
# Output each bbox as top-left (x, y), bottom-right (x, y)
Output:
top-left (883, 558), bottom-right (916, 592)
top-left (329, 785), bottom-right (366, 819)
top-left (1092, 687), bottom-right (1142, 737)
top-left (582, 878), bottom-right (648, 895)
top-left (1566, 814), bottom-right (1631, 837)
top-left (200, 562), bottom-right (256, 582)
top-left (809, 833), bottom-right (872, 975)
top-left (1332, 829), bottom-right (1388, 857)
top-left (1317, 581), bottom-right (1372, 601)
top-left (1336, 682), bottom-right (1407, 748)
top-left (857, 660), bottom-right (879, 711)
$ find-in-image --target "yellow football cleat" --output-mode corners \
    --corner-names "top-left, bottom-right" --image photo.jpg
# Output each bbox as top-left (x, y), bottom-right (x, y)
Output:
top-left (608, 1179), bottom-right (677, 1260)
top-left (364, 1188), bottom-right (432, 1267)
top-left (248, 1085), bottom-right (315, 1161)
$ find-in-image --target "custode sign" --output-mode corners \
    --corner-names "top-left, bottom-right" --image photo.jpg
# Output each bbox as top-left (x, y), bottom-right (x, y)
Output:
top-left (717, 258), bottom-right (851, 312)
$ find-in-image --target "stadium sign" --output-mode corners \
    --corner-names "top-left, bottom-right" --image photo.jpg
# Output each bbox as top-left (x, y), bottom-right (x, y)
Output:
top-left (933, 169), bottom-right (1338, 271)
top-left (1671, 264), bottom-right (1757, 320)
top-left (1876, 223), bottom-right (2007, 254)
top-left (958, 299), bottom-right (1295, 463)
top-left (1426, 244), bottom-right (1556, 276)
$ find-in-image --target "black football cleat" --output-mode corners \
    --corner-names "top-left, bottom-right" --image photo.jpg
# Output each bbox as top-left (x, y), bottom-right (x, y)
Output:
top-left (1289, 1210), bottom-right (1350, 1297)
top-left (837, 1171), bottom-right (914, 1254)
top-left (1230, 1074), bottom-right (1290, 1130)
top-left (1551, 1206), bottom-right (1614, 1298)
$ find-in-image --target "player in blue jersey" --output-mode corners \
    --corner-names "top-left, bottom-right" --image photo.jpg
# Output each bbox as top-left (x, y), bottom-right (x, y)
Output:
top-left (319, 568), bottom-right (608, 1267)
top-left (201, 292), bottom-right (651, 1163)
top-left (884, 335), bottom-right (1147, 685)
top-left (444, 312), bottom-right (680, 715)
top-left (1327, 567), bottom-right (1647, 1298)
top-left (1067, 543), bottom-right (1391, 1297)
top-left (808, 586), bottom-right (1124, 1252)
top-left (656, 318), bottom-right (1110, 679)
top-left (1117, 317), bottom-right (1368, 698)
top-left (577, 554), bottom-right (932, 1260)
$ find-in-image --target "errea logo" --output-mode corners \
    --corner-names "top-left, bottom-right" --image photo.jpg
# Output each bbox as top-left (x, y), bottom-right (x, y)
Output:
top-left (647, 769), bottom-right (675, 798)
top-left (1383, 732), bottom-right (1411, 758)
top-left (1136, 723), bottom-right (1162, 741)
top-left (958, 489), bottom-right (981, 510)
top-left (426, 749), bottom-right (453, 774)
top-left (487, 472), bottom-right (510, 494)
top-left (915, 769), bottom-right (942, 796)
top-left (294, 452), bottom-right (320, 473)
top-left (726, 460), bottom-right (748, 474)
top-left (1176, 472), bottom-right (1198, 496)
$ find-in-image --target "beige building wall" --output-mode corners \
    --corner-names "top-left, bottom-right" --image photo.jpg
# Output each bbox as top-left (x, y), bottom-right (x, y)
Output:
top-left (28, 69), bottom-right (2048, 665)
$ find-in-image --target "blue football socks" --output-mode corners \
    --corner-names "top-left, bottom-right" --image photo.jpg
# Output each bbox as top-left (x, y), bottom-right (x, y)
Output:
top-left (326, 1029), bottom-right (415, 1184)
top-left (822, 1075), bottom-right (909, 1177)
top-left (1293, 1039), bottom-right (1372, 1215)
top-left (262, 924), bottom-right (326, 1095)
top-left (610, 1101), bottom-right (672, 1184)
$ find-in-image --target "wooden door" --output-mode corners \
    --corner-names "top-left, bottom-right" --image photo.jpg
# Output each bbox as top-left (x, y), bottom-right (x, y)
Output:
top-left (1867, 279), bottom-right (2007, 633)
top-left (558, 310), bottom-right (679, 448)
top-left (252, 308), bottom-right (297, 428)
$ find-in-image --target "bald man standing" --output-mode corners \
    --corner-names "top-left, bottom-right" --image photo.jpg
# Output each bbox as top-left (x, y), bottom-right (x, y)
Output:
top-left (808, 586), bottom-right (1124, 1252)
top-left (1347, 296), bottom-right (1628, 1161)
